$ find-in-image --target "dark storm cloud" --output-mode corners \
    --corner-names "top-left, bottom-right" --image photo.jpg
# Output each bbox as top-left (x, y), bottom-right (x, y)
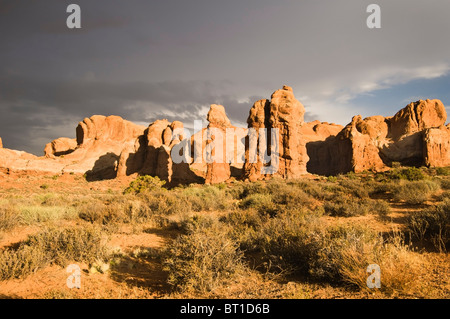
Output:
top-left (1, 0), bottom-right (450, 154)
top-left (0, 69), bottom-right (260, 154)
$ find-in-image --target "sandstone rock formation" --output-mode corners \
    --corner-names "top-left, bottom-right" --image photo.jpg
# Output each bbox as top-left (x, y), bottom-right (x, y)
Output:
top-left (244, 99), bottom-right (271, 182)
top-left (44, 137), bottom-right (77, 158)
top-left (244, 86), bottom-right (311, 181)
top-left (116, 118), bottom-right (201, 185)
top-left (205, 104), bottom-right (233, 184)
top-left (389, 99), bottom-right (447, 141)
top-left (423, 124), bottom-right (450, 167)
top-left (307, 99), bottom-right (448, 175)
top-left (68, 115), bottom-right (146, 179)
top-left (0, 88), bottom-right (448, 182)
top-left (0, 137), bottom-right (2, 149)
top-left (270, 86), bottom-right (309, 178)
top-left (0, 115), bottom-right (146, 178)
top-left (300, 120), bottom-right (343, 142)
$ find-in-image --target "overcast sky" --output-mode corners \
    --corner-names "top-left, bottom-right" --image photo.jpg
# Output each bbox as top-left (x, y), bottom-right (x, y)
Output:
top-left (1, 0), bottom-right (449, 155)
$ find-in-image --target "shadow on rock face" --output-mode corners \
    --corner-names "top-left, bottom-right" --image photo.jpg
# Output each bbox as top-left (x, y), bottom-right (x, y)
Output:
top-left (85, 152), bottom-right (120, 182)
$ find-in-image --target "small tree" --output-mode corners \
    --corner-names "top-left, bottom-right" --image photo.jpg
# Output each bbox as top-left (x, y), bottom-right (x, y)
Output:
top-left (123, 176), bottom-right (166, 195)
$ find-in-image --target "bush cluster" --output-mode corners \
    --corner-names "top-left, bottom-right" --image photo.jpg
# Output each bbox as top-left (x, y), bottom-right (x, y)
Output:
top-left (408, 199), bottom-right (450, 251)
top-left (0, 226), bottom-right (109, 281)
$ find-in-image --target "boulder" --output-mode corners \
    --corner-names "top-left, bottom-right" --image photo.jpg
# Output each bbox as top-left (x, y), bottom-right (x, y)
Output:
top-left (44, 137), bottom-right (77, 158)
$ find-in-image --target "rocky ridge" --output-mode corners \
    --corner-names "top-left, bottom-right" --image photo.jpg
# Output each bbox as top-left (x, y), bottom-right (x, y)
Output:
top-left (1, 87), bottom-right (448, 183)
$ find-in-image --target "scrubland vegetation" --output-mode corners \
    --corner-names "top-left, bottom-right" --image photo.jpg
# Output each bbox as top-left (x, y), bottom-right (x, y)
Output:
top-left (0, 166), bottom-right (449, 299)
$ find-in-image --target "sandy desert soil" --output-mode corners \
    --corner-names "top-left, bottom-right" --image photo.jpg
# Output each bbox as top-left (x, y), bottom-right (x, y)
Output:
top-left (0, 167), bottom-right (449, 299)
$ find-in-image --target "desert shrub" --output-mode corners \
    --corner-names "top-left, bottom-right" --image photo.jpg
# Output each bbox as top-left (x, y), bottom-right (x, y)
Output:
top-left (78, 201), bottom-right (129, 225)
top-left (402, 167), bottom-right (426, 181)
top-left (436, 167), bottom-right (450, 176)
top-left (388, 167), bottom-right (426, 181)
top-left (182, 185), bottom-right (233, 212)
top-left (393, 180), bottom-right (440, 204)
top-left (408, 199), bottom-right (450, 251)
top-left (224, 182), bottom-right (246, 200)
top-left (178, 215), bottom-right (217, 234)
top-left (24, 226), bottom-right (109, 265)
top-left (288, 180), bottom-right (325, 200)
top-left (324, 197), bottom-right (384, 217)
top-left (124, 199), bottom-right (153, 223)
top-left (440, 179), bottom-right (450, 190)
top-left (142, 189), bottom-right (192, 215)
top-left (0, 204), bottom-right (21, 231)
top-left (35, 193), bottom-right (67, 206)
top-left (20, 206), bottom-right (78, 224)
top-left (78, 201), bottom-right (107, 223)
top-left (123, 175), bottom-right (166, 195)
top-left (271, 184), bottom-right (315, 208)
top-left (238, 179), bottom-right (315, 214)
top-left (220, 210), bottom-right (264, 249)
top-left (308, 225), bottom-right (382, 281)
top-left (0, 226), bottom-right (109, 281)
top-left (372, 200), bottom-right (391, 218)
top-left (308, 226), bottom-right (424, 295)
top-left (440, 191), bottom-right (450, 201)
top-left (338, 179), bottom-right (369, 199)
top-left (238, 181), bottom-right (269, 199)
top-left (163, 219), bottom-right (245, 293)
top-left (368, 180), bottom-right (398, 196)
top-left (239, 193), bottom-right (275, 215)
top-left (391, 162), bottom-right (402, 169)
top-left (0, 245), bottom-right (48, 281)
top-left (249, 209), bottom-right (320, 274)
top-left (327, 176), bottom-right (338, 183)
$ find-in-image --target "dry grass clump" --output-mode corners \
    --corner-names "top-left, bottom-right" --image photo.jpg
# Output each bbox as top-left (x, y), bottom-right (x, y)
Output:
top-left (0, 226), bottom-right (109, 281)
top-left (163, 216), bottom-right (246, 293)
top-left (0, 245), bottom-right (48, 281)
top-left (78, 200), bottom-right (130, 225)
top-left (251, 209), bottom-right (320, 274)
top-left (393, 180), bottom-right (441, 204)
top-left (330, 232), bottom-right (425, 296)
top-left (408, 199), bottom-right (450, 252)
top-left (236, 178), bottom-right (316, 216)
top-left (324, 197), bottom-right (390, 217)
top-left (0, 204), bottom-right (21, 231)
top-left (440, 179), bottom-right (450, 190)
top-left (20, 206), bottom-right (78, 224)
top-left (165, 207), bottom-right (427, 297)
top-left (180, 185), bottom-right (234, 212)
